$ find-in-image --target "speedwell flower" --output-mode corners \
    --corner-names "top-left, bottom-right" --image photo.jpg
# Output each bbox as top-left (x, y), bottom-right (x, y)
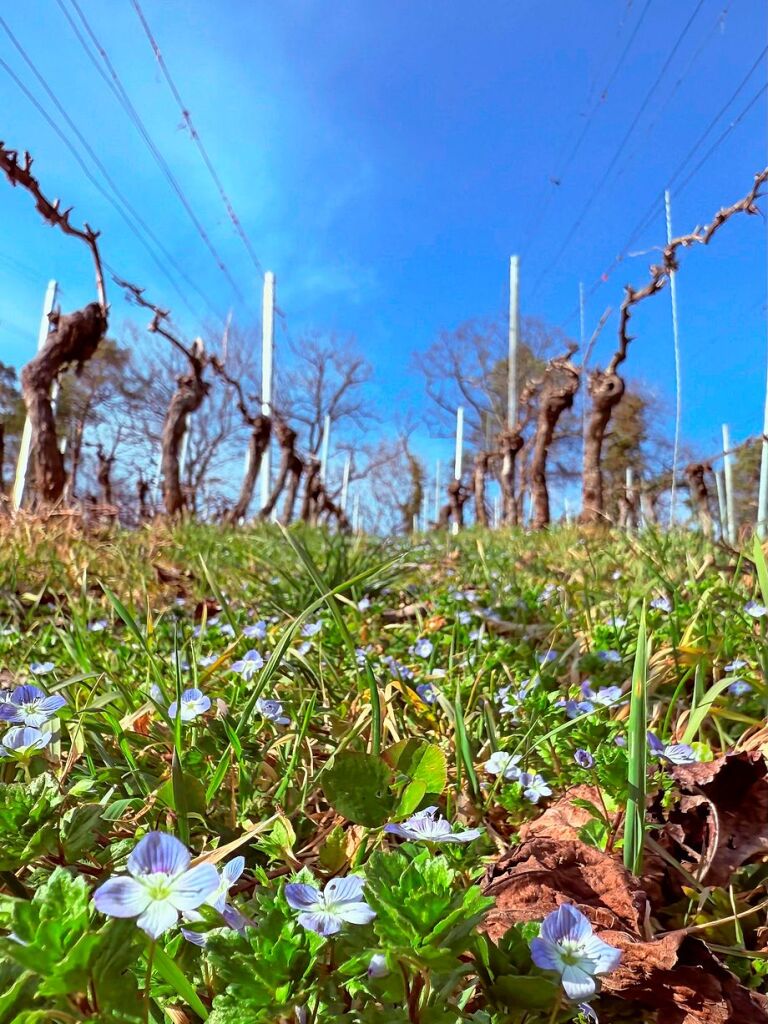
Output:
top-left (745, 600), bottom-right (767, 618)
top-left (92, 832), bottom-right (219, 939)
top-left (231, 649), bottom-right (264, 679)
top-left (0, 685), bottom-right (66, 727)
top-left (168, 688), bottom-right (211, 722)
top-left (724, 658), bottom-right (748, 672)
top-left (574, 749), bottom-right (595, 769)
top-left (384, 806), bottom-right (482, 844)
top-left (244, 621), bottom-right (268, 640)
top-left (410, 638), bottom-right (433, 659)
top-left (530, 903), bottom-right (621, 1000)
top-left (255, 697), bottom-right (290, 725)
top-left (484, 751), bottom-right (522, 780)
top-left (29, 661), bottom-right (55, 675)
top-left (0, 726), bottom-right (52, 758)
top-left (520, 772), bottom-right (552, 804)
top-left (647, 731), bottom-right (697, 765)
top-left (181, 856), bottom-right (246, 946)
top-left (728, 679), bottom-right (752, 696)
top-left (415, 682), bottom-right (438, 704)
top-left (650, 596), bottom-right (671, 613)
top-left (284, 875), bottom-right (376, 936)
top-left (301, 621), bottom-right (322, 638)
top-left (87, 619), bottom-right (109, 632)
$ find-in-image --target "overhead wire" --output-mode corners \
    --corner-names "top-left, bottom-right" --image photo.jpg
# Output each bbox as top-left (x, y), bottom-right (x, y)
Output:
top-left (55, 0), bottom-right (248, 307)
top-left (528, 0), bottom-right (707, 302)
top-left (0, 15), bottom-right (223, 323)
top-left (519, 0), bottom-right (653, 257)
top-left (129, 0), bottom-right (266, 281)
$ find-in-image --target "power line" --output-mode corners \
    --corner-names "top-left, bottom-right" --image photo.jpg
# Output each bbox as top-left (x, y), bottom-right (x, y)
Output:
top-left (55, 0), bottom-right (248, 307)
top-left (129, 0), bottom-right (266, 282)
top-left (0, 15), bottom-right (223, 323)
top-left (519, 0), bottom-right (653, 256)
top-left (563, 60), bottom-right (768, 329)
top-left (529, 0), bottom-right (707, 302)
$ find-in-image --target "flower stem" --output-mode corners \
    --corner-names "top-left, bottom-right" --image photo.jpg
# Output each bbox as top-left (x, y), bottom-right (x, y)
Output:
top-left (547, 987), bottom-right (562, 1024)
top-left (143, 940), bottom-right (156, 1024)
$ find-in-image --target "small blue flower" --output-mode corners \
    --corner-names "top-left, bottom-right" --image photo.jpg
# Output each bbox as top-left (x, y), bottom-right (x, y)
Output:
top-left (284, 875), bottom-right (376, 936)
top-left (231, 650), bottom-right (264, 679)
top-left (301, 621), bottom-right (322, 638)
top-left (415, 682), bottom-right (438, 705)
top-left (168, 688), bottom-right (211, 722)
top-left (384, 806), bottom-right (482, 844)
top-left (530, 903), bottom-right (621, 1001)
top-left (597, 650), bottom-right (621, 664)
top-left (383, 656), bottom-right (413, 682)
top-left (357, 597), bottom-right (371, 612)
top-left (0, 685), bottom-right (66, 727)
top-left (410, 638), bottom-right (434, 659)
top-left (457, 610), bottom-right (472, 625)
top-left (244, 621), bottom-right (268, 641)
top-left (592, 686), bottom-right (623, 707)
top-left (255, 698), bottom-right (290, 725)
top-left (647, 731), bottom-right (697, 765)
top-left (193, 617), bottom-right (219, 638)
top-left (367, 952), bottom-right (389, 978)
top-left (574, 749), bottom-right (595, 769)
top-left (724, 658), bottom-right (747, 672)
top-left (198, 654), bottom-right (217, 667)
top-left (87, 619), bottom-right (109, 632)
top-left (0, 726), bottom-right (52, 758)
top-left (746, 600), bottom-right (768, 618)
top-left (520, 772), bottom-right (552, 804)
top-left (728, 679), bottom-right (752, 696)
top-left (537, 651), bottom-right (558, 665)
top-left (484, 751), bottom-right (522, 780)
top-left (650, 596), bottom-right (672, 614)
top-left (219, 624), bottom-right (235, 638)
top-left (557, 699), bottom-right (594, 719)
top-left (29, 661), bottom-right (55, 676)
top-left (181, 856), bottom-right (246, 946)
top-left (295, 641), bottom-right (312, 656)
top-left (92, 832), bottom-right (219, 939)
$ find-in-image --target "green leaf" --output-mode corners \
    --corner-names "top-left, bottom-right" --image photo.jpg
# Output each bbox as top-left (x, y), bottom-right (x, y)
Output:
top-left (383, 739), bottom-right (448, 799)
top-left (0, 775), bottom-right (62, 871)
top-left (321, 751), bottom-right (395, 826)
top-left (624, 605), bottom-right (648, 876)
top-left (153, 944), bottom-right (209, 1020)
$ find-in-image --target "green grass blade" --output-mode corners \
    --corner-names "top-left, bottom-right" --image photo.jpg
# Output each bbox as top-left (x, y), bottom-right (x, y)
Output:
top-left (624, 605), bottom-right (648, 876)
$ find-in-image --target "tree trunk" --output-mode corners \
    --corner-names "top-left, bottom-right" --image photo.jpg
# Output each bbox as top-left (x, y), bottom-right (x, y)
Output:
top-left (225, 415), bottom-right (271, 524)
top-left (63, 419), bottom-right (85, 504)
top-left (499, 429), bottom-right (524, 526)
top-left (161, 355), bottom-right (208, 517)
top-left (580, 368), bottom-right (625, 523)
top-left (473, 451), bottom-right (490, 527)
top-left (280, 455), bottom-right (304, 525)
top-left (136, 476), bottom-right (150, 521)
top-left (301, 459), bottom-right (322, 523)
top-left (260, 420), bottom-right (295, 520)
top-left (685, 462), bottom-right (713, 538)
top-left (447, 479), bottom-right (468, 528)
top-left (530, 364), bottom-right (580, 530)
top-left (20, 302), bottom-right (106, 506)
top-left (96, 446), bottom-right (114, 506)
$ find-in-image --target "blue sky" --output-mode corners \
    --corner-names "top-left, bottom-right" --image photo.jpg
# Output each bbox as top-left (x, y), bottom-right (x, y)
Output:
top-left (1, 0), bottom-right (766, 479)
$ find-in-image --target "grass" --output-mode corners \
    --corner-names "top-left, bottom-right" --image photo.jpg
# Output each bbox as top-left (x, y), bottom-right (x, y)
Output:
top-left (0, 518), bottom-right (767, 1022)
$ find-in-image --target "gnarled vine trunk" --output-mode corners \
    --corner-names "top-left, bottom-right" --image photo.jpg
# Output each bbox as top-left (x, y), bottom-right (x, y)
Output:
top-left (161, 349), bottom-right (209, 517)
top-left (473, 451), bottom-right (490, 527)
top-left (685, 462), bottom-right (713, 538)
top-left (580, 368), bottom-right (625, 523)
top-left (225, 414), bottom-right (271, 524)
top-left (301, 459), bottom-right (322, 524)
top-left (260, 419), bottom-right (295, 520)
top-left (499, 429), bottom-right (524, 526)
top-left (530, 356), bottom-right (579, 530)
top-left (20, 303), bottom-right (106, 506)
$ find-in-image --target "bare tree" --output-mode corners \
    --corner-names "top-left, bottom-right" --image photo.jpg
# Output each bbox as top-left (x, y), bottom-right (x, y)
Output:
top-left (279, 331), bottom-right (374, 454)
top-left (529, 345), bottom-right (580, 529)
top-left (581, 167), bottom-right (768, 522)
top-left (0, 145), bottom-right (107, 505)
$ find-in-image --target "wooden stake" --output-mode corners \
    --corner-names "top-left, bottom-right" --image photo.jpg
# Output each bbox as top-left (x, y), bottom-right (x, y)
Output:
top-left (722, 424), bottom-right (737, 545)
top-left (320, 414), bottom-right (331, 483)
top-left (12, 279), bottom-right (57, 511)
top-left (454, 407), bottom-right (464, 480)
top-left (714, 467), bottom-right (727, 541)
top-left (508, 256), bottom-right (520, 428)
top-left (340, 453), bottom-right (351, 512)
top-left (665, 190), bottom-right (682, 526)
top-left (433, 459), bottom-right (441, 523)
top-left (259, 272), bottom-right (275, 509)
